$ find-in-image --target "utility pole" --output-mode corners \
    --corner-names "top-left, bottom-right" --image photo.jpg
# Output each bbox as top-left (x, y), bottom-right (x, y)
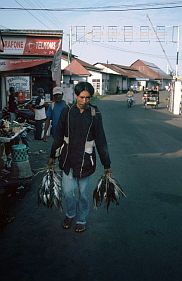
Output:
top-left (68, 26), bottom-right (72, 65)
top-left (175, 25), bottom-right (180, 78)
top-left (68, 26), bottom-right (72, 84)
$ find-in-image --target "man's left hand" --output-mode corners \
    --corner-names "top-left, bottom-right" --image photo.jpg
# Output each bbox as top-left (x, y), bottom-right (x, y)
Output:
top-left (104, 168), bottom-right (112, 177)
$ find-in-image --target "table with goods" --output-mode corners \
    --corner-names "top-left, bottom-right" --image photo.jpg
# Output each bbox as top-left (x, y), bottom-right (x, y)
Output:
top-left (0, 119), bottom-right (32, 229)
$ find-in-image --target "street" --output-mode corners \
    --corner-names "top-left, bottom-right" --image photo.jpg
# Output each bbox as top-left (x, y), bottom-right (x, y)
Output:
top-left (1, 91), bottom-right (182, 281)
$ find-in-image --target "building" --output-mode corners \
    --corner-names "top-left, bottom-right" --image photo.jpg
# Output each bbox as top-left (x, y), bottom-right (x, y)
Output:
top-left (94, 63), bottom-right (150, 93)
top-left (131, 59), bottom-right (172, 90)
top-left (0, 29), bottom-right (63, 110)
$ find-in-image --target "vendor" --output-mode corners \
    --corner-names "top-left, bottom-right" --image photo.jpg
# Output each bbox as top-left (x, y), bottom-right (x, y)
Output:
top-left (33, 88), bottom-right (46, 140)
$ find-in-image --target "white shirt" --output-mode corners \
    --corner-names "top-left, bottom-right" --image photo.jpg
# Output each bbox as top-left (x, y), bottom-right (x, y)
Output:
top-left (34, 98), bottom-right (46, 120)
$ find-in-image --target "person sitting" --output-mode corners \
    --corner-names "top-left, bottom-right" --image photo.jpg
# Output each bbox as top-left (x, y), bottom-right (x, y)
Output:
top-left (126, 88), bottom-right (134, 97)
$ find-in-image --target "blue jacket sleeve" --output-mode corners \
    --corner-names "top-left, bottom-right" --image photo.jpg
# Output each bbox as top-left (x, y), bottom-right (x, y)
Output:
top-left (49, 106), bottom-right (68, 158)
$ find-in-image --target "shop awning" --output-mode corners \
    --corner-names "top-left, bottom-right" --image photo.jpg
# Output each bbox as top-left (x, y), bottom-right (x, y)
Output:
top-left (0, 58), bottom-right (52, 72)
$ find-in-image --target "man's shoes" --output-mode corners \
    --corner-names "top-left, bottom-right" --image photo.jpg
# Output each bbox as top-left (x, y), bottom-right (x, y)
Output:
top-left (62, 217), bottom-right (73, 229)
top-left (75, 224), bottom-right (86, 233)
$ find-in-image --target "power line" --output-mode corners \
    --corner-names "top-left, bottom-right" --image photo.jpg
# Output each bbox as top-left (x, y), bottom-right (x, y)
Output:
top-left (1, 3), bottom-right (182, 12)
top-left (15, 0), bottom-right (51, 29)
top-left (78, 39), bottom-right (180, 61)
top-left (147, 14), bottom-right (173, 72)
top-left (28, 0), bottom-right (61, 28)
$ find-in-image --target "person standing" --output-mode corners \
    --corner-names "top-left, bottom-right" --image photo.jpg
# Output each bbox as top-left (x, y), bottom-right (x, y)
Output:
top-left (33, 88), bottom-right (46, 140)
top-left (48, 81), bottom-right (111, 233)
top-left (43, 86), bottom-right (66, 141)
top-left (8, 86), bottom-right (18, 122)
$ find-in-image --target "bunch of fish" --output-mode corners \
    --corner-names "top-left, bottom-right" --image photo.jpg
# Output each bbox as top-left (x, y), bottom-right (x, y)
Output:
top-left (38, 169), bottom-right (63, 210)
top-left (93, 175), bottom-right (126, 211)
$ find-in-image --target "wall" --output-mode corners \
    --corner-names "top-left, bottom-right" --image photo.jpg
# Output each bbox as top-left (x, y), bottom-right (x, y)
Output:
top-left (88, 70), bottom-right (103, 95)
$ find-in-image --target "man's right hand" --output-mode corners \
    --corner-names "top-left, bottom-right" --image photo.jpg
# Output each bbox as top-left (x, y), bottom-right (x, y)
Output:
top-left (43, 134), bottom-right (48, 142)
top-left (48, 158), bottom-right (55, 169)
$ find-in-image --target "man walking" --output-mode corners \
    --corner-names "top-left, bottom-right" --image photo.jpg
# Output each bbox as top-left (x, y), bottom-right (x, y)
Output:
top-left (43, 86), bottom-right (66, 141)
top-left (48, 81), bottom-right (111, 233)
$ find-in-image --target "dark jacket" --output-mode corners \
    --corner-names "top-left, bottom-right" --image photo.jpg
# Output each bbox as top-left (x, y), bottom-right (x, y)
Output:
top-left (50, 104), bottom-right (111, 178)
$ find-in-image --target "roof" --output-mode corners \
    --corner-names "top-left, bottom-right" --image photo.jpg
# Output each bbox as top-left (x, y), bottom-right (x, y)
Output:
top-left (76, 58), bottom-right (101, 71)
top-left (63, 59), bottom-right (91, 76)
top-left (131, 59), bottom-right (171, 79)
top-left (95, 62), bottom-right (148, 79)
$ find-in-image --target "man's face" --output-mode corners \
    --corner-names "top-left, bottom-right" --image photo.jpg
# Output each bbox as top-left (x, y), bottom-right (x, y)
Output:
top-left (54, 94), bottom-right (62, 103)
top-left (76, 90), bottom-right (91, 110)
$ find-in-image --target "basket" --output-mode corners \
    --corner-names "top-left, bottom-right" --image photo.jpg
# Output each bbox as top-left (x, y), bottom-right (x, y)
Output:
top-left (11, 144), bottom-right (28, 162)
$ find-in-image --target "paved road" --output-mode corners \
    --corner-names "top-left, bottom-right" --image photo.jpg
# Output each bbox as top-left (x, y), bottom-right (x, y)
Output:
top-left (1, 91), bottom-right (182, 281)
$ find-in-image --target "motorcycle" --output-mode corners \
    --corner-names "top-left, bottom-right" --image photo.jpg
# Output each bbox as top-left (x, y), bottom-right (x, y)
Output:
top-left (127, 96), bottom-right (134, 108)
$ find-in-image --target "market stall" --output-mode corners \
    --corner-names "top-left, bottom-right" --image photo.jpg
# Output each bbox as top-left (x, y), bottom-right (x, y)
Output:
top-left (0, 120), bottom-right (32, 228)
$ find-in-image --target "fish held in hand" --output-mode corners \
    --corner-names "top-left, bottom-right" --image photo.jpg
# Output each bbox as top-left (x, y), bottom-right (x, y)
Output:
top-left (93, 175), bottom-right (126, 211)
top-left (37, 169), bottom-right (63, 210)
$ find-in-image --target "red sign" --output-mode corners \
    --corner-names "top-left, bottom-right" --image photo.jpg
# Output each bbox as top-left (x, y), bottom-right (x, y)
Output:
top-left (0, 36), bottom-right (62, 56)
top-left (24, 37), bottom-right (61, 56)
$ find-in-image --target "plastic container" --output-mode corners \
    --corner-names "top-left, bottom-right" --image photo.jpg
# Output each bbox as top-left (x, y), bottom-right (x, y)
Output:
top-left (11, 144), bottom-right (28, 162)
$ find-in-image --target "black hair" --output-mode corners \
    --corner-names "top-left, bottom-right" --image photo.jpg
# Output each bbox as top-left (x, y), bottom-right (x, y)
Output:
top-left (9, 87), bottom-right (15, 93)
top-left (37, 88), bottom-right (44, 94)
top-left (74, 81), bottom-right (94, 97)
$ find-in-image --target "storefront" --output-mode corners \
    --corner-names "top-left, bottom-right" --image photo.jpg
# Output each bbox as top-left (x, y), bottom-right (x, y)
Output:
top-left (0, 29), bottom-right (63, 110)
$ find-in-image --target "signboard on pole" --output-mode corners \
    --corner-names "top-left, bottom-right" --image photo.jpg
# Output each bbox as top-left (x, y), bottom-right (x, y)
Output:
top-left (51, 39), bottom-right (62, 86)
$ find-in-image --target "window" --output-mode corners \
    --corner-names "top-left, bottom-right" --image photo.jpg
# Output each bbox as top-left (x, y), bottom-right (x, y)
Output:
top-left (92, 79), bottom-right (100, 93)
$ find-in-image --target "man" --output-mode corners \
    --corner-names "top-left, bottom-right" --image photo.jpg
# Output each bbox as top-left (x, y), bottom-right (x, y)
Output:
top-left (43, 86), bottom-right (66, 141)
top-left (8, 86), bottom-right (18, 122)
top-left (48, 81), bottom-right (111, 233)
top-left (33, 88), bottom-right (46, 140)
top-left (126, 88), bottom-right (134, 107)
top-left (126, 88), bottom-right (134, 97)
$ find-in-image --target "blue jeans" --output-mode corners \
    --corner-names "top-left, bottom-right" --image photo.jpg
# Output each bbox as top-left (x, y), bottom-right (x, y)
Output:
top-left (62, 170), bottom-right (90, 225)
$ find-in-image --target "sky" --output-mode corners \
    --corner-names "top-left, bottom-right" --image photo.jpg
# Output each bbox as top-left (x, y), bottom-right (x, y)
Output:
top-left (0, 0), bottom-right (182, 75)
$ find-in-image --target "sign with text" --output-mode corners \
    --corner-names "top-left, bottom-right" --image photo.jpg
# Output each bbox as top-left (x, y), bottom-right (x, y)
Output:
top-left (1, 36), bottom-right (62, 56)
top-left (6, 76), bottom-right (31, 99)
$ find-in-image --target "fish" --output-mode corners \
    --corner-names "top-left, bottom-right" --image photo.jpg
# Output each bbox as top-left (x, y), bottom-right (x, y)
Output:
top-left (37, 169), bottom-right (63, 209)
top-left (93, 174), bottom-right (126, 211)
